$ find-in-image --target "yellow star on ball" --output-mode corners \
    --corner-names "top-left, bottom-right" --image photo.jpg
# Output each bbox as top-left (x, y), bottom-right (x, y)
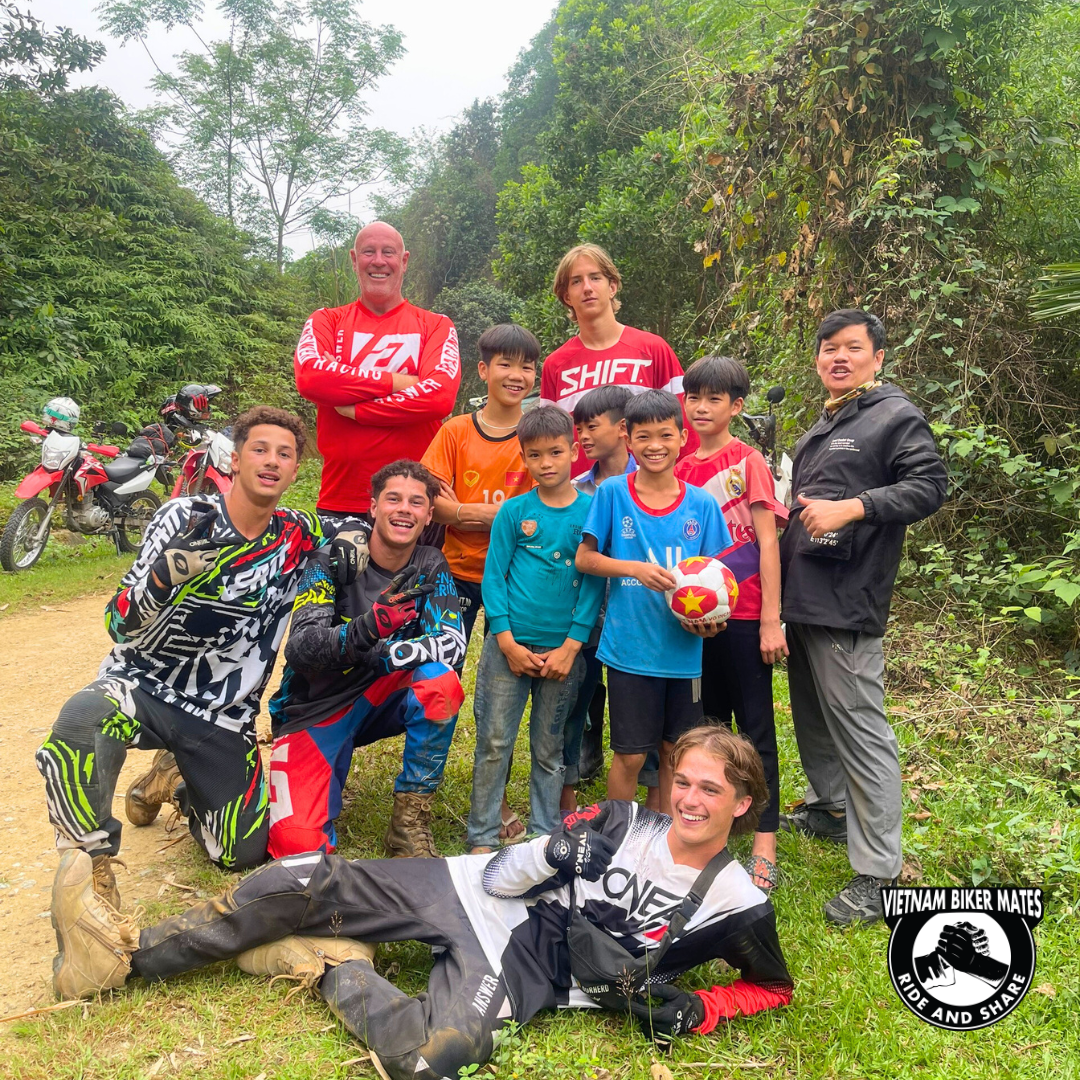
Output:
top-left (680, 556), bottom-right (710, 570)
top-left (678, 588), bottom-right (706, 615)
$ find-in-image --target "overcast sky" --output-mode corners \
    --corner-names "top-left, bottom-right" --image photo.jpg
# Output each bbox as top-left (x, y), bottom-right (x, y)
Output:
top-left (34, 0), bottom-right (556, 253)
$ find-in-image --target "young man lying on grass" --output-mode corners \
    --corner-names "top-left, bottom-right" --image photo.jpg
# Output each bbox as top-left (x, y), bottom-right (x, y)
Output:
top-left (49, 725), bottom-right (792, 1080)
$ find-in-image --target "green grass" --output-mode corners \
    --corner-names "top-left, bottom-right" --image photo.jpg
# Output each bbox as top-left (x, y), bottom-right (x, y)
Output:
top-left (8, 635), bottom-right (1079, 1079)
top-left (4, 472), bottom-right (1078, 1077)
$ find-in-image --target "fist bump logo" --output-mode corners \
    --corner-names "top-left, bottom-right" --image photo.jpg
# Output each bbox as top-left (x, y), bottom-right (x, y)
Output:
top-left (883, 886), bottom-right (1043, 1030)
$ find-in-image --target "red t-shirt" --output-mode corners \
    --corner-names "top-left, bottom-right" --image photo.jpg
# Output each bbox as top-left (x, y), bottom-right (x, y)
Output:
top-left (294, 299), bottom-right (461, 512)
top-left (675, 438), bottom-right (788, 620)
top-left (538, 325), bottom-right (698, 474)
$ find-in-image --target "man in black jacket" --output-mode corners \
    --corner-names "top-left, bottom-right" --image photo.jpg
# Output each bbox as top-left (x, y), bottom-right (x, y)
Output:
top-left (779, 309), bottom-right (947, 926)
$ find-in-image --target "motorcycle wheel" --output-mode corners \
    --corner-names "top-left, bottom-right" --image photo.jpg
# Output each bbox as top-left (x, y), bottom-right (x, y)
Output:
top-left (0, 497), bottom-right (51, 571)
top-left (117, 491), bottom-right (162, 553)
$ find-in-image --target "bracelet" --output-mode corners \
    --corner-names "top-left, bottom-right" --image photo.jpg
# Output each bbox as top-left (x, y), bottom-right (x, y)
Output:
top-left (456, 504), bottom-right (464, 523)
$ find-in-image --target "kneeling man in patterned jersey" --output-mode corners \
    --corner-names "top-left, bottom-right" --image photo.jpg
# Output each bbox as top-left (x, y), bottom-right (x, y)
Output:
top-left (36, 407), bottom-right (363, 907)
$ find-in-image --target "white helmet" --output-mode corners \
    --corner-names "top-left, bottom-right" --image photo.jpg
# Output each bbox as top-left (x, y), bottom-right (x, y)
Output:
top-left (43, 396), bottom-right (81, 433)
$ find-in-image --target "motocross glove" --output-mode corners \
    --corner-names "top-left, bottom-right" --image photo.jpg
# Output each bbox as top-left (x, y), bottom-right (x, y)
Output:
top-left (152, 506), bottom-right (220, 589)
top-left (628, 983), bottom-right (706, 1042)
top-left (328, 529), bottom-right (370, 587)
top-left (543, 821), bottom-right (618, 881)
top-left (345, 566), bottom-right (436, 652)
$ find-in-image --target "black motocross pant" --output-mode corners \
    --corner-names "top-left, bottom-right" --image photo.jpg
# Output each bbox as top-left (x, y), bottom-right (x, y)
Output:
top-left (36, 677), bottom-right (268, 870)
top-left (130, 853), bottom-right (513, 1080)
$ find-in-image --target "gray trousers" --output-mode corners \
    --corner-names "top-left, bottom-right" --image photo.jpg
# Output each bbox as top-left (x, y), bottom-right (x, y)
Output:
top-left (786, 622), bottom-right (902, 880)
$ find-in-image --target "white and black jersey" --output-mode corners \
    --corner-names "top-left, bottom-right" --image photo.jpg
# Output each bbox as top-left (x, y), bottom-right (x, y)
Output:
top-left (446, 801), bottom-right (792, 1022)
top-left (101, 496), bottom-right (325, 733)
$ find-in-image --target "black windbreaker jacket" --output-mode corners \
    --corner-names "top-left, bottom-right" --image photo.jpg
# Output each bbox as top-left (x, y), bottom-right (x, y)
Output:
top-left (779, 384), bottom-right (947, 635)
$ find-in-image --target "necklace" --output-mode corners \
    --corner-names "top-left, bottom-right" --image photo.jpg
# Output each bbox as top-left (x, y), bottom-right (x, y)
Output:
top-left (477, 410), bottom-right (519, 431)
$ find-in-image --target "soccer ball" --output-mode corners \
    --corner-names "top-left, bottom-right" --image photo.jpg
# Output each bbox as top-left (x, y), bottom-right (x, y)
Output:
top-left (666, 556), bottom-right (738, 624)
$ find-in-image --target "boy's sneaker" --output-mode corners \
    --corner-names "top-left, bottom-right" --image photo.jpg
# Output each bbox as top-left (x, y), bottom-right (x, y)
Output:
top-left (237, 936), bottom-right (376, 991)
top-left (779, 804), bottom-right (847, 843)
top-left (824, 874), bottom-right (893, 926)
top-left (52, 850), bottom-right (139, 999)
top-left (125, 749), bottom-right (182, 826)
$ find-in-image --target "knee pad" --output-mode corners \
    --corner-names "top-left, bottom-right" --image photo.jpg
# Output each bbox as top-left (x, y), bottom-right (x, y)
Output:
top-left (53, 690), bottom-right (123, 743)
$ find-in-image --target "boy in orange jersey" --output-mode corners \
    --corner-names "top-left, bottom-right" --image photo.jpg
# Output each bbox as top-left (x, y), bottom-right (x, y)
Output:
top-left (422, 323), bottom-right (540, 841)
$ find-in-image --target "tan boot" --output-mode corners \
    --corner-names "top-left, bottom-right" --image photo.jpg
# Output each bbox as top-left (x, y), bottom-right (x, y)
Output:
top-left (91, 854), bottom-right (125, 910)
top-left (125, 749), bottom-right (182, 826)
top-left (51, 850), bottom-right (140, 1000)
top-left (384, 791), bottom-right (439, 858)
top-left (237, 936), bottom-right (376, 993)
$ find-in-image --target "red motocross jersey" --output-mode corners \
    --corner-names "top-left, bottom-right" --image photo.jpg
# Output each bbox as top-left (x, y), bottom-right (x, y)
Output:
top-left (538, 325), bottom-right (698, 474)
top-left (295, 299), bottom-right (461, 512)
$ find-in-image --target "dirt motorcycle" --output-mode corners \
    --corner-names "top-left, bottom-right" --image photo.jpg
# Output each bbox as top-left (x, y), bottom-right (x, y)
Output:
top-left (1, 418), bottom-right (166, 572)
top-left (742, 385), bottom-right (793, 506)
top-left (161, 384), bottom-right (234, 498)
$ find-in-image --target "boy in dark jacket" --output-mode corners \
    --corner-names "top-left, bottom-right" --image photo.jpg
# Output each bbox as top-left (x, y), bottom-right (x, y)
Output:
top-left (779, 309), bottom-right (947, 926)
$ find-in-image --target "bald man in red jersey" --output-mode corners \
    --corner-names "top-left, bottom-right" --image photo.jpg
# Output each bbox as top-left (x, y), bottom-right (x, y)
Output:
top-left (295, 222), bottom-right (461, 535)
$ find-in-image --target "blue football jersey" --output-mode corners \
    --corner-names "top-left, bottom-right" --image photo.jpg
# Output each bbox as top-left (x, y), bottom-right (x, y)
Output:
top-left (581, 475), bottom-right (731, 678)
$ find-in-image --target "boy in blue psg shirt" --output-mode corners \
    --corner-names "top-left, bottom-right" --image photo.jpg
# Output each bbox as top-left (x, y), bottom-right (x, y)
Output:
top-left (468, 407), bottom-right (605, 851)
top-left (576, 390), bottom-right (730, 813)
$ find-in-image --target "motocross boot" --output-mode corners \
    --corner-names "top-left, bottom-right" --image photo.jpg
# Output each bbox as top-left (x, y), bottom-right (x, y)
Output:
top-left (237, 936), bottom-right (376, 993)
top-left (384, 792), bottom-right (439, 858)
top-left (51, 850), bottom-right (139, 1000)
top-left (125, 749), bottom-right (182, 826)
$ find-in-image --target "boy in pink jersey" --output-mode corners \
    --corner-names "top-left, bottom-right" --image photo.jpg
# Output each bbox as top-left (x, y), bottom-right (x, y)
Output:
top-left (675, 356), bottom-right (789, 890)
top-left (539, 243), bottom-right (697, 475)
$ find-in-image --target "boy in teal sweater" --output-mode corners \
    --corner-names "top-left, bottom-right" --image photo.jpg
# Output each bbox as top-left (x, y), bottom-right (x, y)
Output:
top-left (468, 407), bottom-right (604, 852)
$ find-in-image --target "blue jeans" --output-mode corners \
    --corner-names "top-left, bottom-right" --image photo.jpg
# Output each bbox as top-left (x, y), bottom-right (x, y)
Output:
top-left (467, 634), bottom-right (585, 847)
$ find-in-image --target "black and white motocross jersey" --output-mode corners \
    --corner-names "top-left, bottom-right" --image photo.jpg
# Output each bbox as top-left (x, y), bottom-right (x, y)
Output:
top-left (445, 801), bottom-right (792, 1023)
top-left (101, 496), bottom-right (324, 733)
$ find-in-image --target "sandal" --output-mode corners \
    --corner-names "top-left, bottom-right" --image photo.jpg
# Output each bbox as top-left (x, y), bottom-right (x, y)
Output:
top-left (499, 812), bottom-right (527, 845)
top-left (470, 846), bottom-right (495, 855)
top-left (745, 854), bottom-right (779, 891)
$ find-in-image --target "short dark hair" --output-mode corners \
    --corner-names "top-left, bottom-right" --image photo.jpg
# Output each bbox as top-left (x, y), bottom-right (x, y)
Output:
top-left (370, 459), bottom-right (440, 504)
top-left (232, 406), bottom-right (307, 459)
top-left (624, 389), bottom-right (683, 434)
top-left (683, 356), bottom-right (750, 401)
top-left (816, 308), bottom-right (885, 354)
top-left (670, 722), bottom-right (769, 837)
top-left (517, 404), bottom-right (575, 447)
top-left (573, 384), bottom-right (633, 425)
top-left (478, 323), bottom-right (541, 366)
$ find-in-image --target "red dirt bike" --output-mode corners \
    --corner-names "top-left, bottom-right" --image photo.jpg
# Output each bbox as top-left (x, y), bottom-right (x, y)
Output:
top-left (162, 384), bottom-right (234, 497)
top-left (1, 419), bottom-right (165, 571)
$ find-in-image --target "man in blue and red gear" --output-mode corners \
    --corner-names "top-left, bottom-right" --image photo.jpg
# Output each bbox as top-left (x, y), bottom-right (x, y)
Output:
top-left (268, 460), bottom-right (466, 859)
top-left (294, 221), bottom-right (461, 540)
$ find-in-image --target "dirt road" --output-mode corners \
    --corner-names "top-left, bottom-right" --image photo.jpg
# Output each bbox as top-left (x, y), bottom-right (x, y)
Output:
top-left (0, 595), bottom-right (283, 1022)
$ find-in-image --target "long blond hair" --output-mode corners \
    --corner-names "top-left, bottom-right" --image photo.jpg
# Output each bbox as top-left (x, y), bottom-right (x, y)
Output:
top-left (552, 243), bottom-right (623, 321)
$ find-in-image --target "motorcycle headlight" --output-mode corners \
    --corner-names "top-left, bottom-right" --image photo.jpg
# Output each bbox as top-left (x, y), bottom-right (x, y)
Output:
top-left (208, 432), bottom-right (234, 473)
top-left (41, 433), bottom-right (80, 470)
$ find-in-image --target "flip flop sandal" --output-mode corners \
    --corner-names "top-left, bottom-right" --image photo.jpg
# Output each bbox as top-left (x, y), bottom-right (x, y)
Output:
top-left (499, 812), bottom-right (527, 844)
top-left (745, 854), bottom-right (780, 891)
